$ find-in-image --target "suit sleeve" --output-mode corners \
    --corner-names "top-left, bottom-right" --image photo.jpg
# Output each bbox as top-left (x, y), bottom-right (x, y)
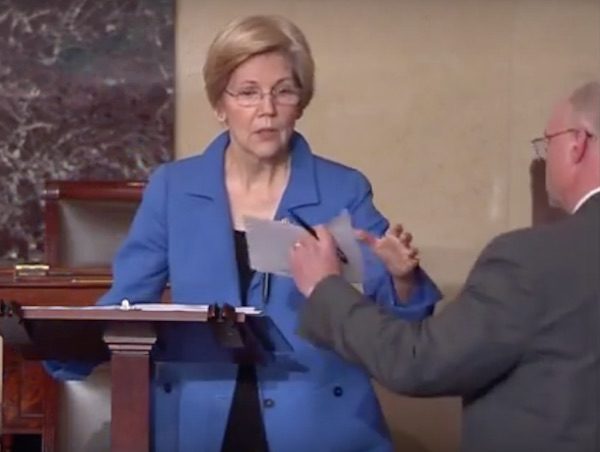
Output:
top-left (347, 171), bottom-right (442, 320)
top-left (298, 234), bottom-right (536, 397)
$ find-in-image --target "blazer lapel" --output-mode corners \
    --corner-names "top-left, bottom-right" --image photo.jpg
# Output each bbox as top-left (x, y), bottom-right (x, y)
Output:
top-left (181, 132), bottom-right (241, 305)
top-left (276, 132), bottom-right (321, 219)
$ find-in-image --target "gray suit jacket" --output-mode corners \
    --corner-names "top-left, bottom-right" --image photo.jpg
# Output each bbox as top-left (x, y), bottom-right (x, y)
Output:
top-left (298, 193), bottom-right (600, 452)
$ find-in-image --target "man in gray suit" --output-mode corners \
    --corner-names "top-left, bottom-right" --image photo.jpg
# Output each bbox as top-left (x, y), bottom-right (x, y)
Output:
top-left (289, 81), bottom-right (600, 452)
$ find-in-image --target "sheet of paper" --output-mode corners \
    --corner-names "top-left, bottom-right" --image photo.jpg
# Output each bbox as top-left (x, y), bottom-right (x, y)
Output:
top-left (244, 210), bottom-right (363, 283)
top-left (22, 304), bottom-right (261, 315)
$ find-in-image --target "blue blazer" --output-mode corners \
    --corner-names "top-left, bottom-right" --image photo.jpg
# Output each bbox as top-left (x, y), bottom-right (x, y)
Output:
top-left (84, 132), bottom-right (441, 451)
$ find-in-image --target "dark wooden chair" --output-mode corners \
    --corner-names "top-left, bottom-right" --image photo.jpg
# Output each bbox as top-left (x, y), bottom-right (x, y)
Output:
top-left (530, 159), bottom-right (566, 225)
top-left (43, 180), bottom-right (146, 268)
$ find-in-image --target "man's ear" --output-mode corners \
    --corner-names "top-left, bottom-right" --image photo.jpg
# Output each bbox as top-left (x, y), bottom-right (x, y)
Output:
top-left (571, 129), bottom-right (590, 163)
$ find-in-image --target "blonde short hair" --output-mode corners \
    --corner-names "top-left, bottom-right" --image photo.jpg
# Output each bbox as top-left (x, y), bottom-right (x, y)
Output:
top-left (569, 81), bottom-right (600, 135)
top-left (203, 15), bottom-right (315, 111)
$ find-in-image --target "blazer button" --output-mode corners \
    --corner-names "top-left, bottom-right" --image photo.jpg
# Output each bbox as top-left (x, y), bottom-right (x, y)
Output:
top-left (263, 398), bottom-right (275, 408)
top-left (163, 383), bottom-right (172, 394)
top-left (333, 386), bottom-right (343, 397)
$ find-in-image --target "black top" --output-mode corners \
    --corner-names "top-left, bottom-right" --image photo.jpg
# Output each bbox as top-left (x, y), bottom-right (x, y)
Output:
top-left (220, 230), bottom-right (269, 452)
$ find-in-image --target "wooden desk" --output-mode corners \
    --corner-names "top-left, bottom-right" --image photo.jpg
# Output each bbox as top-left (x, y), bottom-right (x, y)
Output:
top-left (0, 268), bottom-right (112, 452)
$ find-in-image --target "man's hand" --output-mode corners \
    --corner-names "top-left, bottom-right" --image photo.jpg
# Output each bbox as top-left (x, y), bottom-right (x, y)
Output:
top-left (289, 225), bottom-right (342, 298)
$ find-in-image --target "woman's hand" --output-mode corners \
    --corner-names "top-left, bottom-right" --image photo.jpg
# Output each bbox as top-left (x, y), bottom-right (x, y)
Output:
top-left (356, 224), bottom-right (420, 301)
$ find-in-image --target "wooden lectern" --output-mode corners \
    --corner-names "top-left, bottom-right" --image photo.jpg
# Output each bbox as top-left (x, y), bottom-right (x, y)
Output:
top-left (0, 302), bottom-right (287, 452)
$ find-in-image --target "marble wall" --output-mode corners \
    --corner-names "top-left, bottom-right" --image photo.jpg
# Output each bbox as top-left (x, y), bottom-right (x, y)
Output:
top-left (0, 0), bottom-right (174, 263)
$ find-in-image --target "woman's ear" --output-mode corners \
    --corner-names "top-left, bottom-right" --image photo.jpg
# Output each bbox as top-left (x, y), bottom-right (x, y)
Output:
top-left (214, 99), bottom-right (228, 125)
top-left (214, 108), bottom-right (227, 124)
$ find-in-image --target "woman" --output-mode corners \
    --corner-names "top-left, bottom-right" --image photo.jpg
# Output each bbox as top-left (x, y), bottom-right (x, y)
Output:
top-left (53, 15), bottom-right (441, 452)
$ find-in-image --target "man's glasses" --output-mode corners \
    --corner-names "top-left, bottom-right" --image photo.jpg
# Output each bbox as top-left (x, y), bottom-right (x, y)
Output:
top-left (531, 128), bottom-right (594, 159)
top-left (225, 84), bottom-right (301, 107)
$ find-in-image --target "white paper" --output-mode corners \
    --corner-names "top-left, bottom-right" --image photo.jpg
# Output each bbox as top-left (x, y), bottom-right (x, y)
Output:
top-left (22, 303), bottom-right (262, 315)
top-left (244, 210), bottom-right (363, 283)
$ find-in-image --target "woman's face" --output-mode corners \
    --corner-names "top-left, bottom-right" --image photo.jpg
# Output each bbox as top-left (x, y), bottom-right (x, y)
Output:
top-left (216, 51), bottom-right (302, 161)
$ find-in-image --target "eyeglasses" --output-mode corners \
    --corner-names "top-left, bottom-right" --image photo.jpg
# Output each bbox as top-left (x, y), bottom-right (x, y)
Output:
top-left (530, 128), bottom-right (593, 159)
top-left (225, 84), bottom-right (301, 107)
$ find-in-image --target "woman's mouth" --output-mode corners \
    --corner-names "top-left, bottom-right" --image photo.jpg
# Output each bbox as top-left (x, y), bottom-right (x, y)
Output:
top-left (255, 128), bottom-right (279, 139)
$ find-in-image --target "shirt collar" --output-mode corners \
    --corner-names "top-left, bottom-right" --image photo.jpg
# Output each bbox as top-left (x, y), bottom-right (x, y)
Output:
top-left (573, 186), bottom-right (600, 213)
